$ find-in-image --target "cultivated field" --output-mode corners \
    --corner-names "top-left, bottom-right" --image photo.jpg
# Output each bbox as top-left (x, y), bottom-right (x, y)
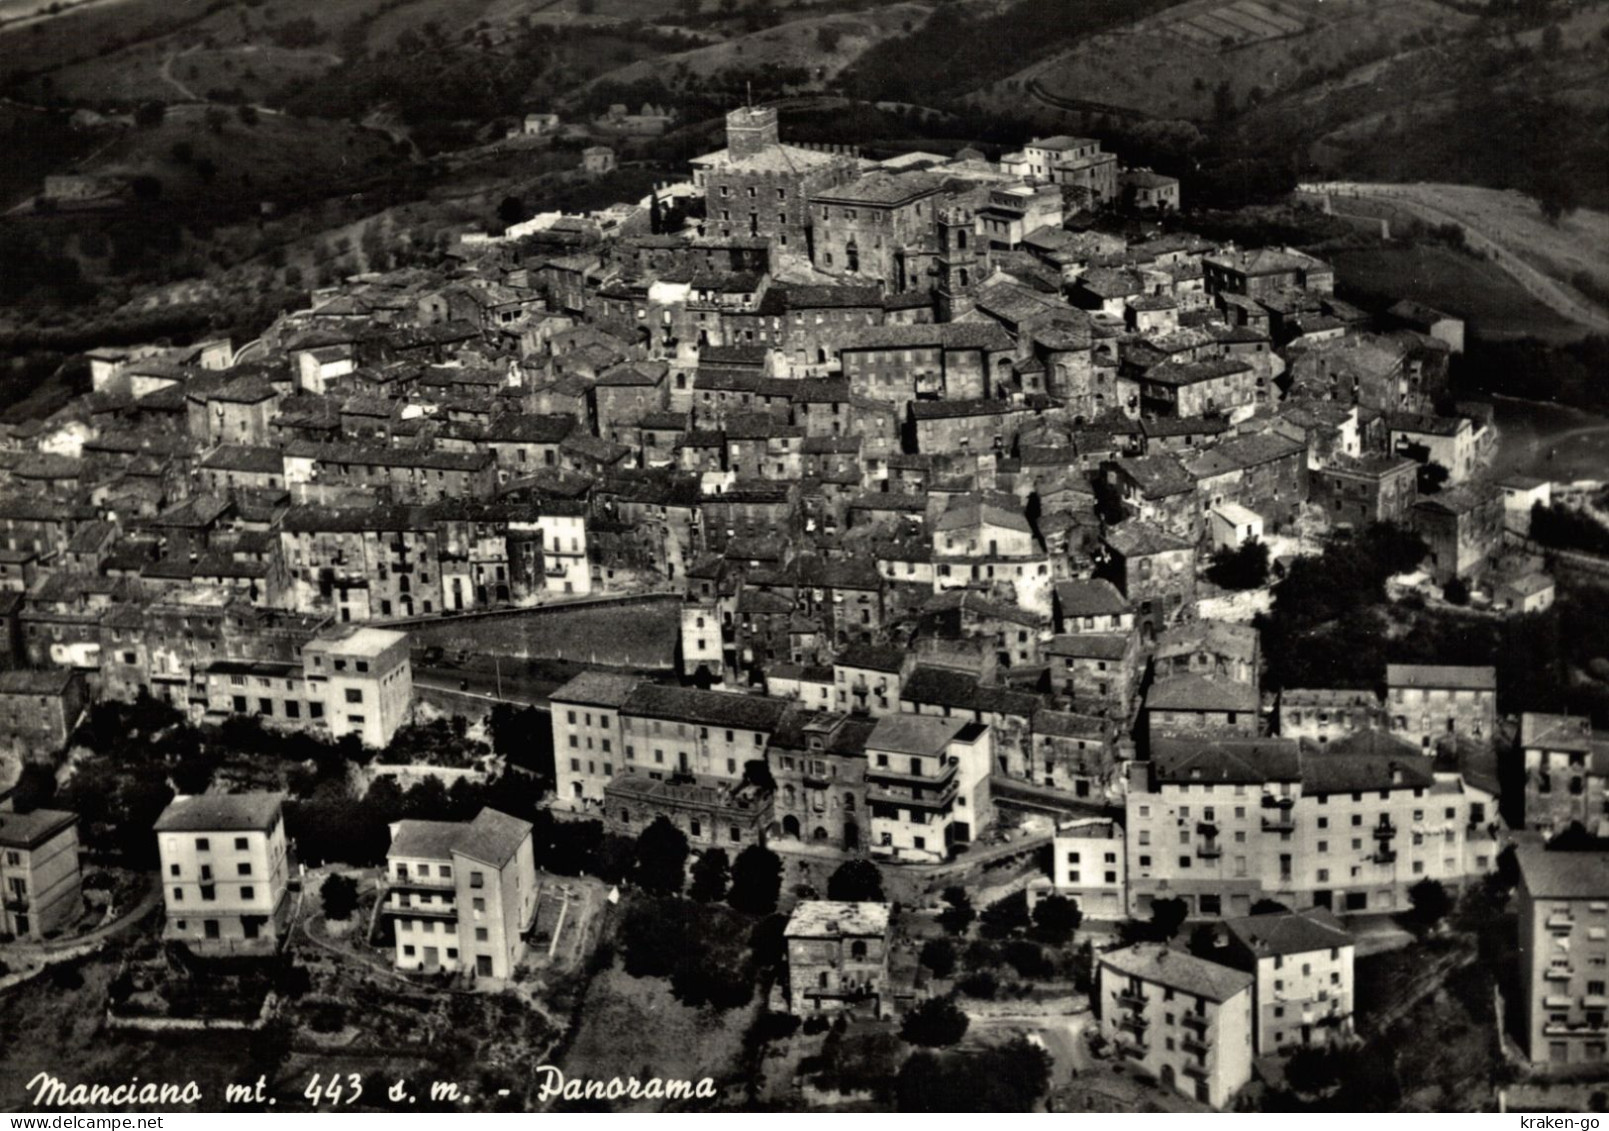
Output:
top-left (993, 0), bottom-right (1471, 122)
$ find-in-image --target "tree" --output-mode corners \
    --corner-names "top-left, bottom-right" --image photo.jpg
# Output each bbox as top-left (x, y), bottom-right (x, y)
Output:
top-left (496, 194), bottom-right (528, 228)
top-left (900, 995), bottom-right (970, 1047)
top-left (1186, 923), bottom-right (1223, 960)
top-left (938, 886), bottom-right (974, 935)
top-left (920, 937), bottom-right (957, 978)
top-left (979, 890), bottom-right (1030, 939)
top-left (1206, 538), bottom-right (1271, 591)
top-left (826, 859), bottom-right (884, 903)
top-left (129, 175), bottom-right (163, 202)
top-left (895, 1037), bottom-right (1050, 1111)
top-left (320, 875), bottom-right (358, 920)
top-left (1408, 878), bottom-right (1453, 934)
top-left (727, 844), bottom-right (782, 914)
top-left (1030, 894), bottom-right (1081, 945)
top-left (688, 848), bottom-right (731, 903)
top-left (1443, 577), bottom-right (1471, 606)
top-left (1417, 460), bottom-right (1450, 495)
top-left (632, 817), bottom-right (689, 895)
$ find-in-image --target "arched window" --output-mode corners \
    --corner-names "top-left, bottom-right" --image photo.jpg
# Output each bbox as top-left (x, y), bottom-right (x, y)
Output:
top-left (846, 242), bottom-right (860, 274)
top-left (850, 940), bottom-right (868, 959)
top-left (956, 229), bottom-right (968, 250)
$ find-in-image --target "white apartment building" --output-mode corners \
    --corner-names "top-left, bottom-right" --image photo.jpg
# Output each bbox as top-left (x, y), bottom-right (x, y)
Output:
top-left (302, 625), bottom-right (413, 749)
top-left (383, 807), bottom-right (537, 980)
top-left (155, 793), bottom-right (289, 955)
top-left (1125, 734), bottom-right (1501, 919)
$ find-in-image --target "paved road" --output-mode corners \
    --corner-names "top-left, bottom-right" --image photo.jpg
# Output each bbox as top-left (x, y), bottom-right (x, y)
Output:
top-left (1299, 181), bottom-right (1609, 334)
top-left (3, 883), bottom-right (161, 964)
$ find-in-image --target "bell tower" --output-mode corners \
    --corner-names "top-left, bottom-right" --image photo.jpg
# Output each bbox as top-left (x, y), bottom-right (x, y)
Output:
top-left (936, 205), bottom-right (978, 321)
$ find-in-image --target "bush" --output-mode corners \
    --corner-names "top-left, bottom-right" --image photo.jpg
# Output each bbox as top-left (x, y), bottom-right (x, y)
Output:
top-left (938, 886), bottom-right (974, 935)
top-left (826, 859), bottom-right (884, 903)
top-left (920, 937), bottom-right (957, 978)
top-left (958, 970), bottom-right (998, 999)
top-left (1206, 538), bottom-right (1270, 590)
top-left (689, 848), bottom-right (731, 903)
top-left (900, 995), bottom-right (970, 1047)
top-left (979, 891), bottom-right (1030, 939)
top-left (320, 874), bottom-right (360, 921)
top-left (727, 845), bottom-right (783, 915)
top-left (1030, 894), bottom-right (1081, 946)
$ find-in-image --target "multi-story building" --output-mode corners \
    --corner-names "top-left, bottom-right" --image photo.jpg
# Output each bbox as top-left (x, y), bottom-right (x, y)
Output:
top-left (1029, 817), bottom-right (1126, 919)
top-left (1520, 713), bottom-right (1609, 837)
top-left (1103, 521), bottom-right (1197, 636)
top-left (1097, 943), bottom-right (1255, 1109)
top-left (1309, 457), bottom-right (1417, 537)
top-left (301, 625), bottom-right (413, 749)
top-left (1515, 846), bottom-right (1609, 1069)
top-left (1277, 689), bottom-right (1385, 746)
top-left (1385, 663), bottom-right (1497, 754)
top-left (618, 684), bottom-right (789, 781)
top-left (154, 792), bottom-right (289, 955)
top-left (0, 669), bottom-right (88, 763)
top-left (809, 171), bottom-right (945, 292)
top-left (783, 900), bottom-right (892, 1017)
top-left (1124, 735), bottom-right (1501, 919)
top-left (770, 708), bottom-right (875, 851)
top-left (1211, 908), bottom-right (1355, 1054)
top-left (690, 106), bottom-right (857, 251)
top-left (865, 713), bottom-right (992, 863)
top-left (383, 807), bottom-right (537, 979)
top-left (1410, 484), bottom-right (1504, 585)
top-left (0, 807), bottom-right (82, 940)
top-left (550, 671), bottom-right (640, 809)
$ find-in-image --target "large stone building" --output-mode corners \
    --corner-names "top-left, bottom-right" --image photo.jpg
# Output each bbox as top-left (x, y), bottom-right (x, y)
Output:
top-left (865, 713), bottom-right (993, 863)
top-left (1520, 713), bottom-right (1609, 837)
top-left (783, 900), bottom-right (892, 1017)
top-left (810, 171), bottom-right (946, 292)
top-left (690, 107), bottom-right (857, 252)
top-left (1384, 663), bottom-right (1497, 754)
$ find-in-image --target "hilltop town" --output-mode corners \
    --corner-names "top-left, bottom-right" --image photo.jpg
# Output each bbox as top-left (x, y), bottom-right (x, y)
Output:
top-left (1, 103), bottom-right (1608, 1115)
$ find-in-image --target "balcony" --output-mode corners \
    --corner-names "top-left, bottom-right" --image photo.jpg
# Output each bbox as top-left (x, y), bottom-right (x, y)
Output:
top-left (867, 759), bottom-right (958, 789)
top-left (1545, 967), bottom-right (1574, 982)
top-left (867, 780), bottom-right (959, 810)
top-left (1261, 814), bottom-right (1296, 833)
top-left (1180, 1011), bottom-right (1209, 1033)
top-left (1196, 841), bottom-right (1223, 859)
top-left (1372, 848), bottom-right (1398, 865)
top-left (1117, 1012), bottom-right (1150, 1034)
top-left (1372, 821), bottom-right (1398, 840)
top-left (1195, 821), bottom-right (1219, 839)
top-left (384, 900), bottom-right (458, 920)
top-left (1180, 1035), bottom-right (1209, 1057)
top-left (1260, 794), bottom-right (1294, 810)
top-left (1548, 913), bottom-right (1577, 930)
top-left (1113, 1037), bottom-right (1148, 1060)
top-left (2, 893), bottom-right (28, 912)
top-left (1116, 990), bottom-right (1147, 1011)
top-left (1181, 1060), bottom-right (1210, 1081)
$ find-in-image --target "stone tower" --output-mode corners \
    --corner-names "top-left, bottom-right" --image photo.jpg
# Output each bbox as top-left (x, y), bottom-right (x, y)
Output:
top-left (936, 205), bottom-right (978, 321)
top-left (726, 106), bottom-right (780, 161)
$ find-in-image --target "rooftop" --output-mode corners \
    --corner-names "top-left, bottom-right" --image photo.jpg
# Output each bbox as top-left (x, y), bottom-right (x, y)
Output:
top-left (154, 792), bottom-right (284, 833)
top-left (785, 899), bottom-right (891, 939)
top-left (1099, 943), bottom-right (1253, 1003)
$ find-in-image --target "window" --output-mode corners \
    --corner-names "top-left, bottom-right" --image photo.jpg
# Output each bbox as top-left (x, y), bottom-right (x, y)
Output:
top-left (196, 838), bottom-right (210, 852)
top-left (470, 871), bottom-right (485, 889)
top-left (200, 885), bottom-right (216, 901)
top-left (241, 886), bottom-right (255, 900)
top-left (345, 688), bottom-right (363, 704)
top-left (475, 928), bottom-right (489, 942)
top-left (238, 863), bottom-right (252, 876)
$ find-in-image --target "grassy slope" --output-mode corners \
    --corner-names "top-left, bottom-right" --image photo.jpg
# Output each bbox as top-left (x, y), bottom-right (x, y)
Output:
top-left (1331, 244), bottom-right (1582, 342)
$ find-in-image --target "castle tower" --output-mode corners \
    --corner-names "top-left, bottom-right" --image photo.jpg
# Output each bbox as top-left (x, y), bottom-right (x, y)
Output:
top-left (726, 106), bottom-right (779, 161)
top-left (936, 206), bottom-right (978, 321)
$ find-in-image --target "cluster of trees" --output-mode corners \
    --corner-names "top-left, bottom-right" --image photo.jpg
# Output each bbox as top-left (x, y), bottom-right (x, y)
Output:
top-left (835, 0), bottom-right (1174, 105)
top-left (617, 895), bottom-right (778, 1011)
top-left (1529, 502), bottom-right (1609, 558)
top-left (1205, 538), bottom-right (1271, 591)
